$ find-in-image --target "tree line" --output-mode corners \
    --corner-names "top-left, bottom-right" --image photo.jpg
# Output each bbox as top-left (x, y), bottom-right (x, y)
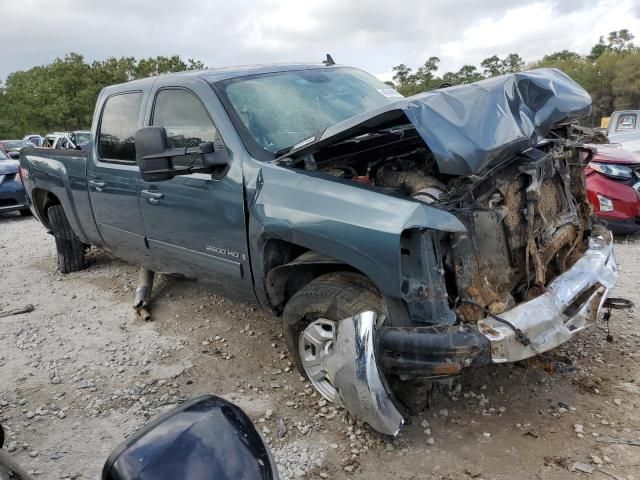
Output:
top-left (0, 29), bottom-right (638, 138)
top-left (0, 54), bottom-right (205, 138)
top-left (390, 29), bottom-right (639, 126)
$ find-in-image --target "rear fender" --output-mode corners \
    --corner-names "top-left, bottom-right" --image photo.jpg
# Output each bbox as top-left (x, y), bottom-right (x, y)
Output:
top-left (20, 148), bottom-right (98, 244)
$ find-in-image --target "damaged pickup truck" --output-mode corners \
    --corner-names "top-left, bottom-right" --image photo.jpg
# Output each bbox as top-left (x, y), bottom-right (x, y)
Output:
top-left (20, 63), bottom-right (619, 435)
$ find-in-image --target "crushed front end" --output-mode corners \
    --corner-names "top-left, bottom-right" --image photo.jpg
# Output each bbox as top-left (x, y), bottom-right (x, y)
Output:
top-left (275, 69), bottom-right (620, 434)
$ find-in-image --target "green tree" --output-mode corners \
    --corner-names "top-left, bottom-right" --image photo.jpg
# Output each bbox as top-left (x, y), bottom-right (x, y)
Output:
top-left (502, 53), bottom-right (524, 73)
top-left (0, 53), bottom-right (207, 138)
top-left (442, 65), bottom-right (483, 85)
top-left (480, 53), bottom-right (524, 77)
top-left (590, 29), bottom-right (636, 59)
top-left (480, 55), bottom-right (503, 77)
top-left (542, 50), bottom-right (582, 63)
top-left (392, 63), bottom-right (413, 86)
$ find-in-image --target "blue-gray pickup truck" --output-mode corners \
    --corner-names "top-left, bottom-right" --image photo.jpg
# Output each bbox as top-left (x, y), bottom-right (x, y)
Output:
top-left (20, 64), bottom-right (619, 435)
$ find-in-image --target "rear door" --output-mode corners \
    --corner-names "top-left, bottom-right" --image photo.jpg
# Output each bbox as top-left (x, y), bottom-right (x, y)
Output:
top-left (87, 90), bottom-right (150, 265)
top-left (138, 78), bottom-right (251, 296)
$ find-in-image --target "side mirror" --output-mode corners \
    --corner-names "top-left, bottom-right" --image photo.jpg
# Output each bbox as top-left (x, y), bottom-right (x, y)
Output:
top-left (135, 126), bottom-right (174, 182)
top-left (102, 395), bottom-right (278, 480)
top-left (8, 152), bottom-right (19, 160)
top-left (135, 127), bottom-right (230, 182)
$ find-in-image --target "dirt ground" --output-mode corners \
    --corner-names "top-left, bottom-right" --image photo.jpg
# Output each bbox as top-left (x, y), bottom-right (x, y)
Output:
top-left (1, 212), bottom-right (639, 480)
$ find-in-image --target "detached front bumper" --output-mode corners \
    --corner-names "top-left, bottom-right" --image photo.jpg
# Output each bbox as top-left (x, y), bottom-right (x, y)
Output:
top-left (326, 228), bottom-right (618, 437)
top-left (478, 226), bottom-right (619, 363)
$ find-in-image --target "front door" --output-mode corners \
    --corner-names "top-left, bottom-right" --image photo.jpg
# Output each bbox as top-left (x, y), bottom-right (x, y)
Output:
top-left (88, 90), bottom-right (150, 266)
top-left (138, 81), bottom-right (251, 298)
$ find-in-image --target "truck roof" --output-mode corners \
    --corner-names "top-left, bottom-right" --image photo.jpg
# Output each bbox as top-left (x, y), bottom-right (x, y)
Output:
top-left (102, 62), bottom-right (343, 95)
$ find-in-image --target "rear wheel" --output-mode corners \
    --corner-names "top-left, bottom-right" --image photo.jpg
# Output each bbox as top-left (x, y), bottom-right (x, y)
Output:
top-left (19, 208), bottom-right (32, 216)
top-left (282, 272), bottom-right (383, 401)
top-left (48, 204), bottom-right (87, 273)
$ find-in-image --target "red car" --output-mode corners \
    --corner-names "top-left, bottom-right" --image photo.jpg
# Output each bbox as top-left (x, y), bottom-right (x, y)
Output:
top-left (586, 145), bottom-right (640, 233)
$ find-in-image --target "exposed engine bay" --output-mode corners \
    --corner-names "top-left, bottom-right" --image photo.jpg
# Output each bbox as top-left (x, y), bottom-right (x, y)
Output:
top-left (294, 123), bottom-right (598, 324)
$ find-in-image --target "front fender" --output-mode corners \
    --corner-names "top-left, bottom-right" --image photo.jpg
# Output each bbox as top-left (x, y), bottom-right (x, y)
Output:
top-left (246, 161), bottom-right (465, 298)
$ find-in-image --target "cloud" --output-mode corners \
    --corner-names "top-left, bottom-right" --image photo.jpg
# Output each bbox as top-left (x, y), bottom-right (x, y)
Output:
top-left (0, 0), bottom-right (638, 82)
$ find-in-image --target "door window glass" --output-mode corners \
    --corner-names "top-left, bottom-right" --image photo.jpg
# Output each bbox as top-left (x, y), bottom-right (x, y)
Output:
top-left (99, 92), bottom-right (143, 162)
top-left (152, 89), bottom-right (217, 168)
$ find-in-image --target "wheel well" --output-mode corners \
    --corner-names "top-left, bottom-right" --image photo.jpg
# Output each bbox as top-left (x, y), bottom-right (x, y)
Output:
top-left (263, 239), bottom-right (360, 313)
top-left (32, 189), bottom-right (60, 229)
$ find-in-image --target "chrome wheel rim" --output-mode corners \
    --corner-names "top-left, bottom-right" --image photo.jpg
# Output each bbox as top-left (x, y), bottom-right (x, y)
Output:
top-left (299, 318), bottom-right (337, 402)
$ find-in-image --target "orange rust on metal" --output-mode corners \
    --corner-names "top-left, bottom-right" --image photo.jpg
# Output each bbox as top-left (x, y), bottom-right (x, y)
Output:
top-left (457, 302), bottom-right (484, 322)
top-left (524, 285), bottom-right (546, 302)
top-left (586, 287), bottom-right (605, 322)
top-left (136, 306), bottom-right (152, 321)
top-left (479, 323), bottom-right (500, 336)
top-left (540, 224), bottom-right (576, 267)
top-left (487, 301), bottom-right (508, 315)
top-left (538, 177), bottom-right (569, 222)
top-left (430, 362), bottom-right (463, 375)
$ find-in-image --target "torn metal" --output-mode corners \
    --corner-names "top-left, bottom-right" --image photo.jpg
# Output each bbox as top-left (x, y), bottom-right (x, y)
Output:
top-left (245, 69), bottom-right (621, 435)
top-left (478, 225), bottom-right (618, 363)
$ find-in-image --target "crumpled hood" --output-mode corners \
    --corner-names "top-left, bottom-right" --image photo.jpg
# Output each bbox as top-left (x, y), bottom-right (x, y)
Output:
top-left (280, 68), bottom-right (591, 176)
top-left (0, 159), bottom-right (19, 175)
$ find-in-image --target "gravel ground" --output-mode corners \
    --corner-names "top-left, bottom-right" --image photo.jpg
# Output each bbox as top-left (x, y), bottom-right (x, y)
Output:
top-left (1, 212), bottom-right (639, 480)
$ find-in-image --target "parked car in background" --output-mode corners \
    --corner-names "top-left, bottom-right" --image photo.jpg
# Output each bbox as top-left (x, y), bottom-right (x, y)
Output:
top-left (0, 139), bottom-right (35, 158)
top-left (73, 130), bottom-right (91, 146)
top-left (586, 144), bottom-right (640, 233)
top-left (42, 133), bottom-right (71, 149)
top-left (23, 134), bottom-right (43, 147)
top-left (607, 110), bottom-right (640, 154)
top-left (42, 131), bottom-right (90, 150)
top-left (0, 148), bottom-right (30, 215)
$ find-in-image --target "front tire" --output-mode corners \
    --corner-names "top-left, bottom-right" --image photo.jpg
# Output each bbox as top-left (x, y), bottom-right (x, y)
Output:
top-left (48, 204), bottom-right (87, 273)
top-left (282, 272), bottom-right (383, 401)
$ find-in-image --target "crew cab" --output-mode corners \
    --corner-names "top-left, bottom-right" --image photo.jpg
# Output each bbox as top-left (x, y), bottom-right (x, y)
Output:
top-left (20, 64), bottom-right (619, 435)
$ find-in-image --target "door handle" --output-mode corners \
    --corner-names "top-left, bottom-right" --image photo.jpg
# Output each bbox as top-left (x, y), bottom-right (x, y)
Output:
top-left (141, 189), bottom-right (164, 205)
top-left (89, 179), bottom-right (105, 192)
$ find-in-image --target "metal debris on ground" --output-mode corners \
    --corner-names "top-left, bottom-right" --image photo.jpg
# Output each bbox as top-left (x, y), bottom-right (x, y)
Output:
top-left (0, 304), bottom-right (35, 318)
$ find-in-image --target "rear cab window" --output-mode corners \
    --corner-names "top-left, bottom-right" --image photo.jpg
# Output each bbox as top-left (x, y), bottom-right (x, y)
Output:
top-left (615, 113), bottom-right (638, 132)
top-left (98, 92), bottom-right (144, 163)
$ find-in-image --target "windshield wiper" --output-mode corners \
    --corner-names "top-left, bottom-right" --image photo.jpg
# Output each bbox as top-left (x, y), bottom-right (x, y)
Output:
top-left (274, 145), bottom-right (294, 157)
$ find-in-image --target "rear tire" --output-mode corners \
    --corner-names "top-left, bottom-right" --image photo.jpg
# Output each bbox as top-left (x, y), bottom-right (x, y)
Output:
top-left (282, 272), bottom-right (383, 398)
top-left (19, 208), bottom-right (32, 216)
top-left (48, 204), bottom-right (87, 273)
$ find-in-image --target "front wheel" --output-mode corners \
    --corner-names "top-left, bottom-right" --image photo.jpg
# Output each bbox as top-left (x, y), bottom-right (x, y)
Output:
top-left (47, 204), bottom-right (87, 274)
top-left (282, 272), bottom-right (383, 402)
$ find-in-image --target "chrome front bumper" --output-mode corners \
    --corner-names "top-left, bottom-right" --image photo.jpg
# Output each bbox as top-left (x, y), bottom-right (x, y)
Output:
top-left (325, 311), bottom-right (406, 436)
top-left (478, 226), bottom-right (619, 363)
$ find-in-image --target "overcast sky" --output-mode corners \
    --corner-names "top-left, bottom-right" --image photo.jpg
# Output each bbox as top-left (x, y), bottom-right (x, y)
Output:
top-left (1, 0), bottom-right (639, 82)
